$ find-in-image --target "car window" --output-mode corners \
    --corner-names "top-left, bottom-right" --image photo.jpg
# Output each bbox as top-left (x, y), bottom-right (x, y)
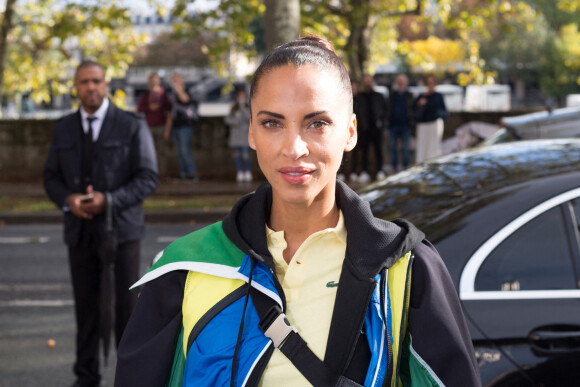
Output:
top-left (476, 206), bottom-right (576, 291)
top-left (572, 199), bottom-right (580, 234)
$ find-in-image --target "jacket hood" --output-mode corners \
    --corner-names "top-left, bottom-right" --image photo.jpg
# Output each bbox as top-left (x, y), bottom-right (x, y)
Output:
top-left (222, 180), bottom-right (425, 279)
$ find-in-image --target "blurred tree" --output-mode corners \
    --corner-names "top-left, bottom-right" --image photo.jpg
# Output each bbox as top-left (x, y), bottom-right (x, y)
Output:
top-left (475, 0), bottom-right (580, 99)
top-left (557, 0), bottom-right (580, 11)
top-left (0, 0), bottom-right (16, 105)
top-left (265, 0), bottom-right (300, 52)
top-left (132, 31), bottom-right (209, 67)
top-left (300, 0), bottom-right (422, 83)
top-left (478, 2), bottom-right (550, 84)
top-left (406, 36), bottom-right (466, 72)
top-left (172, 1), bottom-right (504, 84)
top-left (171, 0), bottom-right (580, 94)
top-left (0, 0), bottom-right (145, 106)
top-left (538, 23), bottom-right (580, 98)
top-left (173, 0), bottom-right (265, 76)
top-left (173, 0), bottom-right (421, 82)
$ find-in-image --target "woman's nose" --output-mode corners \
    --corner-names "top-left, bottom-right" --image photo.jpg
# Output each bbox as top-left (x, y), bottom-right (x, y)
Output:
top-left (283, 131), bottom-right (309, 160)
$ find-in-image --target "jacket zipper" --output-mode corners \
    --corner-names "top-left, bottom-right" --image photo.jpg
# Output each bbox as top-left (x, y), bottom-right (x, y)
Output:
top-left (395, 253), bottom-right (414, 385)
top-left (381, 270), bottom-right (394, 386)
top-left (247, 250), bottom-right (287, 311)
top-left (246, 254), bottom-right (285, 384)
top-left (269, 265), bottom-right (287, 311)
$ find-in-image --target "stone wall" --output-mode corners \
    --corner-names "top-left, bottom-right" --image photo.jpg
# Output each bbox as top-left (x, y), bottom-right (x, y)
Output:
top-left (0, 110), bottom-right (534, 181)
top-left (0, 116), bottom-right (257, 182)
top-left (0, 119), bottom-right (55, 182)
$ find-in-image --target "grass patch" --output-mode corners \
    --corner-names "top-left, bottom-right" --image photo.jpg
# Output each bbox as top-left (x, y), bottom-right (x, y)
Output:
top-left (0, 195), bottom-right (240, 213)
top-left (144, 196), bottom-right (239, 211)
top-left (0, 196), bottom-right (56, 213)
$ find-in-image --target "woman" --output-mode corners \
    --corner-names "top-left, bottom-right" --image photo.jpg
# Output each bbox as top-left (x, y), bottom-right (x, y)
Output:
top-left (137, 72), bottom-right (171, 180)
top-left (225, 89), bottom-right (253, 182)
top-left (165, 72), bottom-right (199, 180)
top-left (115, 36), bottom-right (480, 387)
top-left (412, 74), bottom-right (448, 163)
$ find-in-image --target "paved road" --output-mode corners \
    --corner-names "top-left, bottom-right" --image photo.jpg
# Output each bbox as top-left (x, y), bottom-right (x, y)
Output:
top-left (0, 223), bottom-right (206, 387)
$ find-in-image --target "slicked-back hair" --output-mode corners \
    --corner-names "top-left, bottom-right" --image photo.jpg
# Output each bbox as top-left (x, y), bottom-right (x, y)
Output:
top-left (249, 35), bottom-right (353, 117)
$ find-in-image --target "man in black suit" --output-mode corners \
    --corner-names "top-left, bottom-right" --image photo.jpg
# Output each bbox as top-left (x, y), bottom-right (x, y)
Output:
top-left (44, 61), bottom-right (158, 387)
top-left (355, 74), bottom-right (386, 183)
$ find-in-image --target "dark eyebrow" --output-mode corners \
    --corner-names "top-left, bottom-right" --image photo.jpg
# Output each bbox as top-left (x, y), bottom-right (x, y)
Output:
top-left (256, 110), bottom-right (328, 120)
top-left (304, 111), bottom-right (328, 119)
top-left (257, 110), bottom-right (284, 119)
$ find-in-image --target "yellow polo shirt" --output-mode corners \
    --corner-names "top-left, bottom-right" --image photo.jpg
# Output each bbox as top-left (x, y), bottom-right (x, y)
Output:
top-left (259, 211), bottom-right (347, 386)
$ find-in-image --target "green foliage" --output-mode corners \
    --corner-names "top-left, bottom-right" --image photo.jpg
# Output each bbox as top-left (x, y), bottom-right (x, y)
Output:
top-left (478, 1), bottom-right (551, 83)
top-left (170, 0), bottom-right (580, 99)
top-left (475, 0), bottom-right (580, 97)
top-left (538, 23), bottom-right (580, 97)
top-left (173, 0), bottom-right (264, 76)
top-left (557, 0), bottom-right (580, 12)
top-left (529, 0), bottom-right (580, 29)
top-left (2, 0), bottom-right (146, 103)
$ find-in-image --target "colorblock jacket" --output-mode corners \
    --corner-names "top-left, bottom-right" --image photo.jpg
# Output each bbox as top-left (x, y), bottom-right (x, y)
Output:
top-left (115, 181), bottom-right (481, 386)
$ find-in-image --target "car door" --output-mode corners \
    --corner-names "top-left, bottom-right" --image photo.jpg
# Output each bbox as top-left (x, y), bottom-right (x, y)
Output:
top-left (459, 190), bottom-right (580, 386)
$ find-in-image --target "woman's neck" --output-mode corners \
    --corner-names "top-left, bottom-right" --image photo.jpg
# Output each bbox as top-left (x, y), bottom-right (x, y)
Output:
top-left (269, 196), bottom-right (340, 263)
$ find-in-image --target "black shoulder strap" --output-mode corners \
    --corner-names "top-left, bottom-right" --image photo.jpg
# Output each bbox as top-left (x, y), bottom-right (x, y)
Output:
top-left (249, 287), bottom-right (339, 386)
top-left (249, 271), bottom-right (372, 387)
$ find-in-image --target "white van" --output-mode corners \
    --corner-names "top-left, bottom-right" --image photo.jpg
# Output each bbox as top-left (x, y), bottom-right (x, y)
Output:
top-left (464, 85), bottom-right (511, 112)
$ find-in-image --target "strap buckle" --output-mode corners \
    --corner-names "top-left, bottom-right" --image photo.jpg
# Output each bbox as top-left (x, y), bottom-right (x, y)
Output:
top-left (259, 305), bottom-right (297, 348)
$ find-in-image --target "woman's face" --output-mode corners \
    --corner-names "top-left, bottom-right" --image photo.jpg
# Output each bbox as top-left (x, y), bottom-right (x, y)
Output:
top-left (249, 64), bottom-right (356, 207)
top-left (236, 90), bottom-right (247, 104)
top-left (426, 76), bottom-right (437, 92)
top-left (149, 74), bottom-right (161, 89)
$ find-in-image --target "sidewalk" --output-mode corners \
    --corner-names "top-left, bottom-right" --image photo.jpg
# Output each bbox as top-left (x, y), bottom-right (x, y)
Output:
top-left (0, 179), bottom-right (265, 225)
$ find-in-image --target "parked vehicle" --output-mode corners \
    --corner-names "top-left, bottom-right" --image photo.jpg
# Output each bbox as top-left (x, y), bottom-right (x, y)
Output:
top-left (359, 139), bottom-right (580, 386)
top-left (483, 106), bottom-right (580, 145)
top-left (464, 84), bottom-right (511, 112)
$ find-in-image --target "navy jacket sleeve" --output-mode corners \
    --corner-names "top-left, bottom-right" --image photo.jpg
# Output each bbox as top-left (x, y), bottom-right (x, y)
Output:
top-left (115, 270), bottom-right (187, 386)
top-left (108, 114), bottom-right (158, 211)
top-left (404, 241), bottom-right (481, 386)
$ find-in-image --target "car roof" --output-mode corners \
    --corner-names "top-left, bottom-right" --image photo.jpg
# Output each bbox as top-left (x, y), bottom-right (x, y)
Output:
top-left (502, 106), bottom-right (580, 128)
top-left (360, 139), bottom-right (580, 283)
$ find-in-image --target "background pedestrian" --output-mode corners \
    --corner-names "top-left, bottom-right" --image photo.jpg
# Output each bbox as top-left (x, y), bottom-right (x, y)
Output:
top-left (225, 88), bottom-right (252, 182)
top-left (413, 74), bottom-right (448, 163)
top-left (386, 73), bottom-right (414, 171)
top-left (165, 72), bottom-right (199, 181)
top-left (43, 60), bottom-right (158, 387)
top-left (354, 74), bottom-right (386, 183)
top-left (137, 72), bottom-right (171, 181)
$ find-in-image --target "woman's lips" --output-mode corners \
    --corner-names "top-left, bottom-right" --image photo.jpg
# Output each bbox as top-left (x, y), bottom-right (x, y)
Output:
top-left (279, 167), bottom-right (314, 184)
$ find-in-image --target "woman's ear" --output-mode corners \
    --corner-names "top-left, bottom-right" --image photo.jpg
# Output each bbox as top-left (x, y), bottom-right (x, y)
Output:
top-left (248, 124), bottom-right (257, 150)
top-left (344, 113), bottom-right (357, 152)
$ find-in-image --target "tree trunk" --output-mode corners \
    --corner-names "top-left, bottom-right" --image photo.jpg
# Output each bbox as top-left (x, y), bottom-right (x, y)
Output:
top-left (344, 0), bottom-right (373, 84)
top-left (265, 0), bottom-right (300, 53)
top-left (0, 0), bottom-right (16, 109)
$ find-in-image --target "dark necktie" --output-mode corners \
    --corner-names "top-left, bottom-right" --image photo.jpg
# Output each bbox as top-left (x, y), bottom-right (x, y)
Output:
top-left (82, 116), bottom-right (96, 189)
top-left (87, 116), bottom-right (96, 140)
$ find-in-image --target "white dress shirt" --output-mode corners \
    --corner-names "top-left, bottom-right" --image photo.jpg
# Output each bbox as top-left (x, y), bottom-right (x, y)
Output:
top-left (80, 98), bottom-right (110, 142)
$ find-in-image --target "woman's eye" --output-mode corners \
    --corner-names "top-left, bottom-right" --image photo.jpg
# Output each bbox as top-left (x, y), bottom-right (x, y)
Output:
top-left (310, 121), bottom-right (328, 129)
top-left (262, 120), bottom-right (280, 128)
